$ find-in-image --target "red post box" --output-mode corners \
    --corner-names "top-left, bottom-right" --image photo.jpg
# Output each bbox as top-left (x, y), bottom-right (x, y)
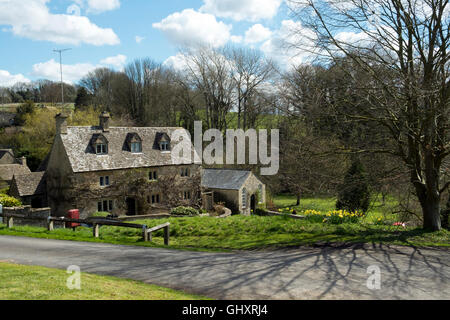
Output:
top-left (66, 209), bottom-right (81, 229)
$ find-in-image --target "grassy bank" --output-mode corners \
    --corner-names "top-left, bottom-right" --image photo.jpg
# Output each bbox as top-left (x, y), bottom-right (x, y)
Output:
top-left (1, 215), bottom-right (448, 251)
top-left (0, 262), bottom-right (209, 300)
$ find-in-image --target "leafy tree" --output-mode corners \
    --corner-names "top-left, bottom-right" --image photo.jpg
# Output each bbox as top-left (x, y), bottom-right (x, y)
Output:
top-left (336, 158), bottom-right (370, 213)
top-left (15, 100), bottom-right (35, 125)
top-left (74, 87), bottom-right (92, 108)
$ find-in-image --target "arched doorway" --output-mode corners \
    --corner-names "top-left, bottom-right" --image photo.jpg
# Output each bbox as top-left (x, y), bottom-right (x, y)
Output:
top-left (250, 194), bottom-right (256, 213)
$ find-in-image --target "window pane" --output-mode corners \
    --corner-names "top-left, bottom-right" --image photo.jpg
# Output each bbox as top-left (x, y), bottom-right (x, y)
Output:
top-left (103, 201), bottom-right (108, 211)
top-left (100, 177), bottom-right (104, 186)
top-left (156, 194), bottom-right (160, 203)
top-left (153, 171), bottom-right (157, 180)
top-left (105, 176), bottom-right (109, 185)
top-left (152, 195), bottom-right (155, 204)
top-left (98, 202), bottom-right (102, 212)
top-left (109, 200), bottom-right (113, 211)
top-left (97, 145), bottom-right (101, 154)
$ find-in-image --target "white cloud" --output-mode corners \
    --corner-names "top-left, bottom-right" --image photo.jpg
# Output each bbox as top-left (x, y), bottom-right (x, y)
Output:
top-left (0, 0), bottom-right (120, 46)
top-left (260, 20), bottom-right (317, 69)
top-left (135, 35), bottom-right (145, 43)
top-left (100, 54), bottom-right (127, 69)
top-left (245, 24), bottom-right (272, 44)
top-left (200, 0), bottom-right (283, 21)
top-left (230, 35), bottom-right (243, 43)
top-left (86, 0), bottom-right (120, 13)
top-left (0, 70), bottom-right (30, 87)
top-left (31, 54), bottom-right (126, 83)
top-left (31, 59), bottom-right (98, 83)
top-left (163, 53), bottom-right (189, 71)
top-left (153, 9), bottom-right (232, 48)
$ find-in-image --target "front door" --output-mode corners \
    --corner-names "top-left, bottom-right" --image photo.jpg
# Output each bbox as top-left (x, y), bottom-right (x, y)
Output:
top-left (250, 194), bottom-right (256, 213)
top-left (126, 198), bottom-right (136, 216)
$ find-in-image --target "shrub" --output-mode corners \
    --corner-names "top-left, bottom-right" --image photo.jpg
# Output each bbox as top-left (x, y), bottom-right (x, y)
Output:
top-left (170, 206), bottom-right (199, 216)
top-left (0, 187), bottom-right (9, 195)
top-left (91, 212), bottom-right (110, 218)
top-left (336, 158), bottom-right (370, 213)
top-left (0, 194), bottom-right (22, 207)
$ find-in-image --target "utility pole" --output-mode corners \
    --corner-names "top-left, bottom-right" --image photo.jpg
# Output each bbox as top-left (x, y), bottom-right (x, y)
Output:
top-left (53, 48), bottom-right (71, 105)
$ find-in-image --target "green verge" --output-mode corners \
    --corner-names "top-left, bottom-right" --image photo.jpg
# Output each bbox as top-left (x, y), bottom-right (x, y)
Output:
top-left (0, 262), bottom-right (210, 300)
top-left (0, 215), bottom-right (448, 251)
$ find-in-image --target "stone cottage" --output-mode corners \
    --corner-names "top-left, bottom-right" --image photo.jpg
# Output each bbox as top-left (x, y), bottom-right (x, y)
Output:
top-left (201, 169), bottom-right (266, 215)
top-left (0, 150), bottom-right (31, 189)
top-left (44, 112), bottom-right (201, 218)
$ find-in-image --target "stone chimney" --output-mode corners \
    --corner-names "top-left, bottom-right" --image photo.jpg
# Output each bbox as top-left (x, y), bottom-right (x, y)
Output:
top-left (55, 113), bottom-right (68, 135)
top-left (99, 111), bottom-right (110, 132)
top-left (19, 156), bottom-right (26, 167)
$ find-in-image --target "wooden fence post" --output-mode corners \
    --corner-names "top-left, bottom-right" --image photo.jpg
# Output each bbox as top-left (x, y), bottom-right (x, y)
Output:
top-left (93, 224), bottom-right (99, 238)
top-left (6, 216), bottom-right (13, 228)
top-left (164, 225), bottom-right (170, 245)
top-left (142, 225), bottom-right (148, 242)
top-left (47, 218), bottom-right (54, 231)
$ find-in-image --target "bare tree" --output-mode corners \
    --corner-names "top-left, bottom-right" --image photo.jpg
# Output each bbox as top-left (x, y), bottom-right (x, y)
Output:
top-left (180, 47), bottom-right (236, 131)
top-left (228, 47), bottom-right (277, 129)
top-left (287, 0), bottom-right (450, 230)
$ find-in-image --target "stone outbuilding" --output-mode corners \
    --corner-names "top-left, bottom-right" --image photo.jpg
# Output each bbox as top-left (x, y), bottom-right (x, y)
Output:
top-left (9, 172), bottom-right (48, 208)
top-left (201, 169), bottom-right (266, 215)
top-left (0, 152), bottom-right (31, 189)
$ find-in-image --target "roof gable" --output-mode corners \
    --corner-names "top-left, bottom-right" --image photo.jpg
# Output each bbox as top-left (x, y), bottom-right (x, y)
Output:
top-left (11, 172), bottom-right (46, 197)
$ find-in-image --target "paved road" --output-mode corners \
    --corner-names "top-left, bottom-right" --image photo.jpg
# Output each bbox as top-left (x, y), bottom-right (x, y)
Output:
top-left (0, 236), bottom-right (448, 299)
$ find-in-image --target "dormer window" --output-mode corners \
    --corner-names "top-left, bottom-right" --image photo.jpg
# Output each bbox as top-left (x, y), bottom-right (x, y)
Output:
top-left (131, 142), bottom-right (142, 153)
top-left (126, 133), bottom-right (143, 153)
top-left (155, 132), bottom-right (171, 152)
top-left (160, 141), bottom-right (170, 151)
top-left (96, 144), bottom-right (108, 155)
top-left (91, 134), bottom-right (109, 155)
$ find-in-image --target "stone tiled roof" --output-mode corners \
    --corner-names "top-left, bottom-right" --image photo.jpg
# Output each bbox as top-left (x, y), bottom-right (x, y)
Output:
top-left (201, 169), bottom-right (251, 190)
top-left (11, 172), bottom-right (46, 197)
top-left (0, 164), bottom-right (31, 181)
top-left (60, 126), bottom-right (198, 173)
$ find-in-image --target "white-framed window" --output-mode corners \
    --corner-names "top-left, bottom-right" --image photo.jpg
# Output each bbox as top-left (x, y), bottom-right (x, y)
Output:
top-left (149, 170), bottom-right (158, 181)
top-left (98, 200), bottom-right (113, 212)
top-left (183, 191), bottom-right (191, 200)
top-left (181, 167), bottom-right (190, 177)
top-left (160, 141), bottom-right (170, 151)
top-left (100, 176), bottom-right (110, 187)
top-left (242, 188), bottom-right (247, 209)
top-left (96, 143), bottom-right (108, 155)
top-left (131, 142), bottom-right (142, 153)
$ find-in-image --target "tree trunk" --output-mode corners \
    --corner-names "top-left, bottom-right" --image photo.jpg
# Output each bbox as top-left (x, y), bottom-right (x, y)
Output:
top-left (441, 195), bottom-right (449, 230)
top-left (296, 194), bottom-right (300, 206)
top-left (413, 181), bottom-right (441, 231)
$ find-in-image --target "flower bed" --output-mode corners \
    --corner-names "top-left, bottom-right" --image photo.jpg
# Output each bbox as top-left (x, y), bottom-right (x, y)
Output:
top-left (278, 207), bottom-right (364, 224)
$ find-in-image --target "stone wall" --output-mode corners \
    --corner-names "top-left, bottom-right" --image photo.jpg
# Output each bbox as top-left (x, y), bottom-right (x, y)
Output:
top-left (2, 205), bottom-right (51, 227)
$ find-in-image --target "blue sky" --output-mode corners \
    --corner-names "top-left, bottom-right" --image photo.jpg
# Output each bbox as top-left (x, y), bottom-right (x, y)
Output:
top-left (0, 0), bottom-right (304, 86)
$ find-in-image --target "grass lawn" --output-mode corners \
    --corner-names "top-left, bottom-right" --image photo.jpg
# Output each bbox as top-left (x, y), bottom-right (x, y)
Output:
top-left (0, 215), bottom-right (448, 251)
top-left (272, 194), bottom-right (400, 223)
top-left (0, 262), bottom-right (209, 300)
